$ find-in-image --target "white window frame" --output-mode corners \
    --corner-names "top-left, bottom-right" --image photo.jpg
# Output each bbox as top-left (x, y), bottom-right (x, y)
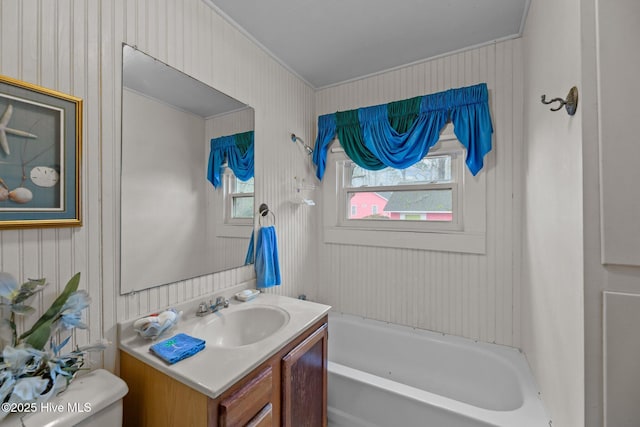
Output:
top-left (223, 170), bottom-right (254, 226)
top-left (322, 125), bottom-right (487, 254)
top-left (212, 169), bottom-right (254, 240)
top-left (338, 151), bottom-right (462, 232)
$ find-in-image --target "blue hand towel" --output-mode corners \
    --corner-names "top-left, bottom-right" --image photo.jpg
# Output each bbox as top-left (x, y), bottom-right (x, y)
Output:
top-left (149, 333), bottom-right (205, 364)
top-left (255, 225), bottom-right (281, 288)
top-left (245, 230), bottom-right (255, 265)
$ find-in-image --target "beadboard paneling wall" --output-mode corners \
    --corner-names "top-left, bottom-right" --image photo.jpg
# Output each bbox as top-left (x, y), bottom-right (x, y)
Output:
top-left (0, 0), bottom-right (101, 367)
top-left (315, 40), bottom-right (523, 347)
top-left (0, 0), bottom-right (316, 371)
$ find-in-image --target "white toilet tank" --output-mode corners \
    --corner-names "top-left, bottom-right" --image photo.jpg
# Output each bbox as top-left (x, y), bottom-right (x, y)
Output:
top-left (4, 369), bottom-right (128, 427)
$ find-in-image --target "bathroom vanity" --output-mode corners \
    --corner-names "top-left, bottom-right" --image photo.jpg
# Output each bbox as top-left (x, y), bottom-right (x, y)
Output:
top-left (118, 293), bottom-right (330, 426)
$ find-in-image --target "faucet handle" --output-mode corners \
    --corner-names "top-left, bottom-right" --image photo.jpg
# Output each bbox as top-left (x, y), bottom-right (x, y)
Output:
top-left (196, 301), bottom-right (209, 316)
top-left (215, 296), bottom-right (229, 308)
top-left (216, 297), bottom-right (229, 308)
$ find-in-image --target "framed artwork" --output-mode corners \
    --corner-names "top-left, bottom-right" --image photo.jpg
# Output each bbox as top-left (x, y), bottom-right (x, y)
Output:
top-left (0, 75), bottom-right (82, 229)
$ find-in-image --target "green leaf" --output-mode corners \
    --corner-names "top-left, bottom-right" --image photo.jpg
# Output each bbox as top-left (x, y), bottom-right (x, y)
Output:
top-left (13, 278), bottom-right (47, 305)
top-left (23, 317), bottom-right (55, 351)
top-left (20, 272), bottom-right (81, 349)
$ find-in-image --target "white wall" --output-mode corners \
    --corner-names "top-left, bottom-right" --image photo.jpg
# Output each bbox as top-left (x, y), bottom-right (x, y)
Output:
top-left (315, 39), bottom-right (524, 347)
top-left (0, 0), bottom-right (316, 371)
top-left (121, 89), bottom-right (208, 292)
top-left (521, 0), bottom-right (585, 425)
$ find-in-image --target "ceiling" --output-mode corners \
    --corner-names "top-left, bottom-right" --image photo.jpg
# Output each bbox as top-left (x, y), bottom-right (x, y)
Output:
top-left (203, 0), bottom-right (530, 89)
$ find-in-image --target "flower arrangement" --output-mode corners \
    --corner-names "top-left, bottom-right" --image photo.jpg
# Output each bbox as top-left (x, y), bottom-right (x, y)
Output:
top-left (0, 272), bottom-right (106, 420)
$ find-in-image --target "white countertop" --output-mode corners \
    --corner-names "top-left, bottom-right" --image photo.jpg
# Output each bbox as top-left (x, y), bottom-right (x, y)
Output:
top-left (118, 293), bottom-right (331, 399)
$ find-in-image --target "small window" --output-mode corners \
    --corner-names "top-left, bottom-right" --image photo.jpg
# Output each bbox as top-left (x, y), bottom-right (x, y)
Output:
top-left (224, 170), bottom-right (254, 224)
top-left (338, 150), bottom-right (462, 232)
top-left (322, 130), bottom-right (486, 254)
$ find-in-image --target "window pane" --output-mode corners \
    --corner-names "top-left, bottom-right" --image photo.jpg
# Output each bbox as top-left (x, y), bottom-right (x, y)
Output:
top-left (348, 155), bottom-right (452, 188)
top-left (235, 177), bottom-right (254, 193)
top-left (347, 189), bottom-right (452, 222)
top-left (232, 195), bottom-right (254, 219)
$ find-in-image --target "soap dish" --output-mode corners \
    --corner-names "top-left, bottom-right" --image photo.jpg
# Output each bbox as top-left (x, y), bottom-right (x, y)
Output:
top-left (235, 289), bottom-right (260, 302)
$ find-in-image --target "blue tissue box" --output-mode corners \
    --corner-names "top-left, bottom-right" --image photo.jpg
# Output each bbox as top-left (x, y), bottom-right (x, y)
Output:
top-left (149, 333), bottom-right (205, 364)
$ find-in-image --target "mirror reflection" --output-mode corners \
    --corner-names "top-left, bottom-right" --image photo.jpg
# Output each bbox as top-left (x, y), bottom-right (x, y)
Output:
top-left (120, 44), bottom-right (255, 295)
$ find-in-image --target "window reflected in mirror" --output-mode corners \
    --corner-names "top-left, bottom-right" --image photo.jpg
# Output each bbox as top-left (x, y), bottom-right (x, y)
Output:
top-left (225, 174), bottom-right (254, 222)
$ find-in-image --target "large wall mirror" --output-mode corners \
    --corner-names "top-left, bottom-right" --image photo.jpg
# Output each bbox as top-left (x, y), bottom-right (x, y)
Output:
top-left (120, 44), bottom-right (255, 295)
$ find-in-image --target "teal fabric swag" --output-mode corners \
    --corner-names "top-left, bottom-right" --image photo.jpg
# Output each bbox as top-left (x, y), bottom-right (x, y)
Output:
top-left (312, 83), bottom-right (493, 180)
top-left (207, 130), bottom-right (255, 188)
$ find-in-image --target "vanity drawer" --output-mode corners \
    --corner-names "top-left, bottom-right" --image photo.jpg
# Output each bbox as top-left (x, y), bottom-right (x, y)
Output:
top-left (219, 366), bottom-right (273, 427)
top-left (247, 403), bottom-right (272, 427)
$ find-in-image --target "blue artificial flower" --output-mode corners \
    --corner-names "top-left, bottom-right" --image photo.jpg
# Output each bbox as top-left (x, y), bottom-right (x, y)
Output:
top-left (21, 347), bottom-right (46, 376)
top-left (0, 272), bottom-right (108, 415)
top-left (48, 360), bottom-right (75, 393)
top-left (2, 345), bottom-right (45, 378)
top-left (0, 272), bottom-right (19, 301)
top-left (47, 357), bottom-right (76, 395)
top-left (48, 359), bottom-right (72, 380)
top-left (57, 290), bottom-right (91, 330)
top-left (2, 346), bottom-right (33, 374)
top-left (0, 370), bottom-right (16, 403)
top-left (9, 376), bottom-right (48, 402)
top-left (50, 335), bottom-right (71, 356)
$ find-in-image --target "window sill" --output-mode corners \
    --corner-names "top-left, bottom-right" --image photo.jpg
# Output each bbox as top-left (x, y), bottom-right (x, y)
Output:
top-left (324, 227), bottom-right (485, 254)
top-left (217, 223), bottom-right (253, 239)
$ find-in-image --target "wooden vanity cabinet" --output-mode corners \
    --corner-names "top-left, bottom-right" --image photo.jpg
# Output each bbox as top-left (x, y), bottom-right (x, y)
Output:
top-left (121, 315), bottom-right (328, 427)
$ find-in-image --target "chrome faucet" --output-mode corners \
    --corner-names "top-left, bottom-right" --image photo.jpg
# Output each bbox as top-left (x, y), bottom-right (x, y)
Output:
top-left (196, 297), bottom-right (229, 317)
top-left (210, 296), bottom-right (229, 312)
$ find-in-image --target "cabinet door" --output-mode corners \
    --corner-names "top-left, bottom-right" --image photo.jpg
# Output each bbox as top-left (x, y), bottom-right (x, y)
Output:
top-left (281, 323), bottom-right (328, 427)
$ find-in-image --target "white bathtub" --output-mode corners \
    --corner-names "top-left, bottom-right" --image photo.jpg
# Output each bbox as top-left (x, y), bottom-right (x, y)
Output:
top-left (327, 312), bottom-right (549, 427)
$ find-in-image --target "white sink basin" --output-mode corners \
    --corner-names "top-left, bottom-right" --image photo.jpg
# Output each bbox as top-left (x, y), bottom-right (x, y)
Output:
top-left (191, 305), bottom-right (290, 347)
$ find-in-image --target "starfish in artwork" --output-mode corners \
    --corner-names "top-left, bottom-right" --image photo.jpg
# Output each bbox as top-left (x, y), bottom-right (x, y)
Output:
top-left (0, 104), bottom-right (38, 156)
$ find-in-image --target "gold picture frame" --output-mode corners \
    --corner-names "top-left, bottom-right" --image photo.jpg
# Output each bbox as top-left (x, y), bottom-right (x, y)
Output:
top-left (0, 75), bottom-right (82, 229)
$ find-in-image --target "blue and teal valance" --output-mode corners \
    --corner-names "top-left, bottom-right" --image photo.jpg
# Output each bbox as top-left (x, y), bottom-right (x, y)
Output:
top-left (207, 130), bottom-right (254, 188)
top-left (312, 83), bottom-right (493, 180)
